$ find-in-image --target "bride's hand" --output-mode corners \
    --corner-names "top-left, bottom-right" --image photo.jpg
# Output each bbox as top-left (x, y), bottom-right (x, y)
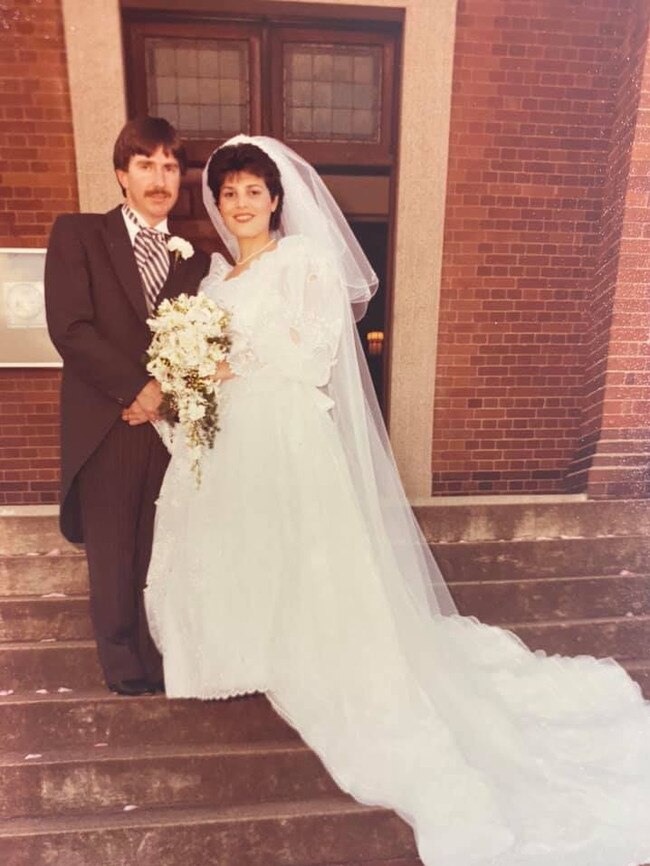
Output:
top-left (213, 360), bottom-right (235, 381)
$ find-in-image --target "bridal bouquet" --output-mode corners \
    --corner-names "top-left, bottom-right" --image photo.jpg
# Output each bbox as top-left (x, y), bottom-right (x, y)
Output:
top-left (146, 293), bottom-right (232, 485)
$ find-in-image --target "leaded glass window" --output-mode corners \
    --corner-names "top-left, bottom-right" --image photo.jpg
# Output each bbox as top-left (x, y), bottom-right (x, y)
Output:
top-left (145, 37), bottom-right (250, 138)
top-left (283, 43), bottom-right (382, 143)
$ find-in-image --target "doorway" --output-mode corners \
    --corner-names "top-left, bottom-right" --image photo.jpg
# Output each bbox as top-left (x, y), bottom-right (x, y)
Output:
top-left (121, 1), bottom-right (402, 411)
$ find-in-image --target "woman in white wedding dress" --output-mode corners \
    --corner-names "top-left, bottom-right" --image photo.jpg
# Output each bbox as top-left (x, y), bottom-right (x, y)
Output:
top-left (144, 135), bottom-right (650, 866)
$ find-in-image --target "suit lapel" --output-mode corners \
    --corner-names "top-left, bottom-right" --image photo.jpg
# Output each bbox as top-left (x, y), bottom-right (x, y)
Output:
top-left (157, 253), bottom-right (180, 305)
top-left (102, 206), bottom-right (149, 322)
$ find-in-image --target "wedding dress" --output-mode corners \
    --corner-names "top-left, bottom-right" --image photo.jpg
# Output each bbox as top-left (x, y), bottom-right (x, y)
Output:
top-left (146, 233), bottom-right (650, 866)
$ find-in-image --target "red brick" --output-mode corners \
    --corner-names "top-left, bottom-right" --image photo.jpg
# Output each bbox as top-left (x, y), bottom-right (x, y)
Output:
top-left (433, 0), bottom-right (648, 497)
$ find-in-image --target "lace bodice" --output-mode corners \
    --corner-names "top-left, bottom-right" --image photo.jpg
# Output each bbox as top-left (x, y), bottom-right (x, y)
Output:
top-left (200, 235), bottom-right (344, 389)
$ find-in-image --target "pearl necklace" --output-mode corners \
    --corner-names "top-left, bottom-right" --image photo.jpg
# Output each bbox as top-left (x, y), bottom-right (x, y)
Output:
top-left (236, 238), bottom-right (275, 268)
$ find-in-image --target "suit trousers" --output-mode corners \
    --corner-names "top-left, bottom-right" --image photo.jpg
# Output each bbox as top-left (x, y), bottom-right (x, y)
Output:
top-left (77, 418), bottom-right (169, 684)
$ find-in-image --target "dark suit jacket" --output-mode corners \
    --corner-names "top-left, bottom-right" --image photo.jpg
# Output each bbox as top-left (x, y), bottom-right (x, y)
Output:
top-left (45, 205), bottom-right (210, 543)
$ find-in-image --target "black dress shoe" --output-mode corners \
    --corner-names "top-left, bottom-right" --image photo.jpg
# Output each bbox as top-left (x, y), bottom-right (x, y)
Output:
top-left (107, 678), bottom-right (156, 696)
top-left (149, 679), bottom-right (165, 694)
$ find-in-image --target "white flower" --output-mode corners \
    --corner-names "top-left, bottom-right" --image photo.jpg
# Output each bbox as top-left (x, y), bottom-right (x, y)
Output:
top-left (167, 236), bottom-right (194, 260)
top-left (186, 401), bottom-right (206, 422)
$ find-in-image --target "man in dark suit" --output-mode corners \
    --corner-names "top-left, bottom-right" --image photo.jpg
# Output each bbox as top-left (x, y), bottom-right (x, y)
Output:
top-left (45, 117), bottom-right (210, 695)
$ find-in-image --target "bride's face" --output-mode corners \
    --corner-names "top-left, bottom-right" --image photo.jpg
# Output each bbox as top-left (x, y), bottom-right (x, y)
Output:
top-left (218, 171), bottom-right (278, 240)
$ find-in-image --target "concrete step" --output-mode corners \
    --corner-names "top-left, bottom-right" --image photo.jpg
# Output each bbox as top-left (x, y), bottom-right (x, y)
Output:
top-left (0, 640), bottom-right (103, 691)
top-left (0, 515), bottom-right (74, 556)
top-left (0, 741), bottom-right (338, 819)
top-left (0, 689), bottom-right (298, 752)
top-left (508, 615), bottom-right (650, 661)
top-left (3, 574), bottom-right (649, 645)
top-left (432, 536), bottom-right (650, 582)
top-left (0, 797), bottom-right (416, 866)
top-left (0, 553), bottom-right (87, 597)
top-left (2, 623), bottom-right (648, 700)
top-left (3, 613), bottom-right (650, 693)
top-left (450, 574), bottom-right (650, 624)
top-left (2, 526), bottom-right (647, 599)
top-left (4, 501), bottom-right (649, 548)
top-left (415, 499), bottom-right (650, 543)
top-left (0, 595), bottom-right (91, 642)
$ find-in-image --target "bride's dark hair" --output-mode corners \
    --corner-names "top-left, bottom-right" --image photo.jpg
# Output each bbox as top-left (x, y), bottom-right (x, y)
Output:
top-left (206, 142), bottom-right (284, 230)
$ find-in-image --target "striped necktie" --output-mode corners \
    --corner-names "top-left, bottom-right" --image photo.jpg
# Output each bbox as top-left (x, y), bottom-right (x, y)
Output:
top-left (123, 205), bottom-right (170, 312)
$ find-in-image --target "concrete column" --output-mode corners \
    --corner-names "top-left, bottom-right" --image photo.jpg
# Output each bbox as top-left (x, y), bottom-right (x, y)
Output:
top-left (60, 0), bottom-right (127, 212)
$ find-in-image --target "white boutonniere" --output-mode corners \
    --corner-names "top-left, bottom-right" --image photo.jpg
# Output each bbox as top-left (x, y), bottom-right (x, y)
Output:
top-left (167, 236), bottom-right (194, 261)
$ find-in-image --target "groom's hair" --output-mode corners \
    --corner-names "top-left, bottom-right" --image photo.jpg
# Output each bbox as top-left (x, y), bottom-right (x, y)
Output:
top-left (113, 116), bottom-right (187, 191)
top-left (206, 143), bottom-right (284, 230)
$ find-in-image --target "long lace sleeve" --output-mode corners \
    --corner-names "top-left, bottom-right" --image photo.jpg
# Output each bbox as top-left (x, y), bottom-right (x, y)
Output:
top-left (253, 241), bottom-right (344, 387)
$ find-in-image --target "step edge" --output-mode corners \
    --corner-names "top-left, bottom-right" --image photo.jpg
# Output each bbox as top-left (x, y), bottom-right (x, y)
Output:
top-left (450, 573), bottom-right (650, 587)
top-left (503, 613), bottom-right (650, 629)
top-left (0, 591), bottom-right (88, 599)
top-left (0, 688), bottom-right (266, 706)
top-left (0, 640), bottom-right (96, 650)
top-left (0, 739), bottom-right (311, 768)
top-left (0, 796), bottom-right (377, 837)
top-left (0, 553), bottom-right (84, 562)
top-left (430, 535), bottom-right (650, 548)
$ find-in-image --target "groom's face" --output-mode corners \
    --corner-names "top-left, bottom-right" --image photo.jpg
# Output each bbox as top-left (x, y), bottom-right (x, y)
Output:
top-left (116, 145), bottom-right (181, 226)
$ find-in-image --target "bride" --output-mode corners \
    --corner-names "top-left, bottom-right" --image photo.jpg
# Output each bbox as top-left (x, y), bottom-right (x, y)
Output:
top-left (143, 134), bottom-right (650, 866)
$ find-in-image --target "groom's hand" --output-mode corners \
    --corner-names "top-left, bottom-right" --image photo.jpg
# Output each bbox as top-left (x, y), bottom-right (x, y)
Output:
top-left (135, 379), bottom-right (163, 422)
top-left (122, 400), bottom-right (149, 426)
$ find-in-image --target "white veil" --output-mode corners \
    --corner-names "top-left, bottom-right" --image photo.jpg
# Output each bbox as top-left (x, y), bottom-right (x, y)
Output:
top-left (202, 134), bottom-right (377, 320)
top-left (201, 134), bottom-right (457, 620)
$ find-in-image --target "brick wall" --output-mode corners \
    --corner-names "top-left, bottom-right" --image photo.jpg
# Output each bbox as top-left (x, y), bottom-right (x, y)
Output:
top-left (568, 1), bottom-right (650, 498)
top-left (0, 0), bottom-right (77, 504)
top-left (2, 0), bottom-right (648, 503)
top-left (432, 0), bottom-right (629, 495)
top-left (0, 370), bottom-right (61, 505)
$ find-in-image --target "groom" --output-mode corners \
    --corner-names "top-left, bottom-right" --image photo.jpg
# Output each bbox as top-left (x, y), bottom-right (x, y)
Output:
top-left (45, 117), bottom-right (210, 695)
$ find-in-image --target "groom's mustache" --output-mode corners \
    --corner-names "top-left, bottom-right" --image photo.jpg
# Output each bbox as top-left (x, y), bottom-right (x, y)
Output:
top-left (146, 188), bottom-right (171, 198)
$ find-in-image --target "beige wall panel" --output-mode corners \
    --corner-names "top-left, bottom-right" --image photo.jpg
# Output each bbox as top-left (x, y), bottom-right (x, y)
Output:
top-left (394, 1), bottom-right (457, 497)
top-left (61, 0), bottom-right (127, 213)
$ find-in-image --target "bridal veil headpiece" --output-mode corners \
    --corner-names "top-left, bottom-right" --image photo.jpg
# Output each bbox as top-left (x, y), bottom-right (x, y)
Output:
top-left (201, 134), bottom-right (378, 320)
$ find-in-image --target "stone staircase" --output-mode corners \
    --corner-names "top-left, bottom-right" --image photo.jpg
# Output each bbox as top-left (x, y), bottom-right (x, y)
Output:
top-left (417, 499), bottom-right (650, 696)
top-left (1, 500), bottom-right (649, 865)
top-left (0, 514), bottom-right (419, 866)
